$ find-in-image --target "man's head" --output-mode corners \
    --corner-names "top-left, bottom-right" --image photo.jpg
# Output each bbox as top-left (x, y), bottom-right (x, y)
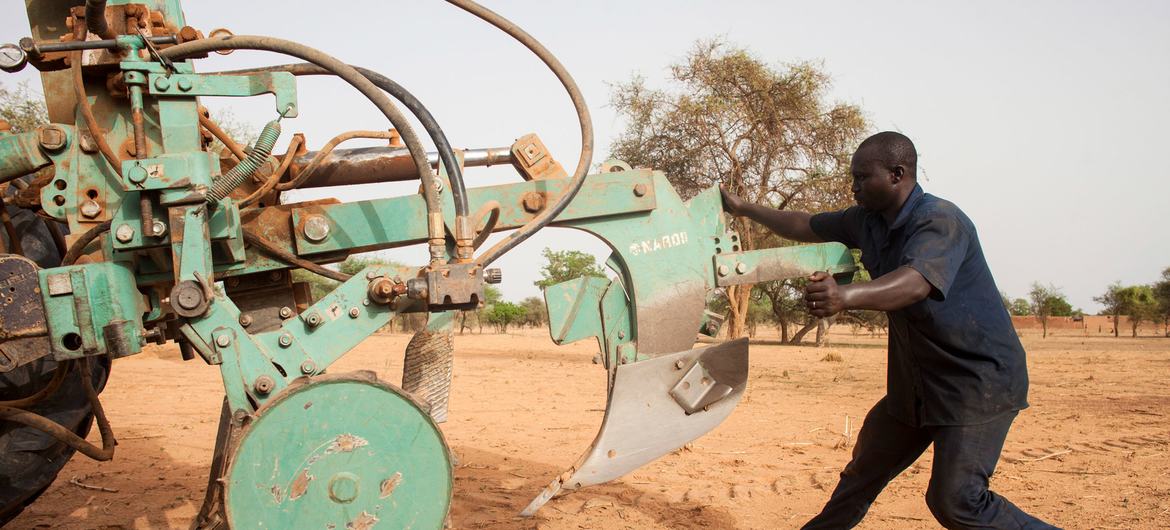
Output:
top-left (849, 131), bottom-right (917, 215)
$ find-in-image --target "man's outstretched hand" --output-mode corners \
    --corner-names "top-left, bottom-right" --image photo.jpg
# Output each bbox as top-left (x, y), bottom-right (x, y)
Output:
top-left (720, 187), bottom-right (747, 216)
top-left (805, 271), bottom-right (845, 318)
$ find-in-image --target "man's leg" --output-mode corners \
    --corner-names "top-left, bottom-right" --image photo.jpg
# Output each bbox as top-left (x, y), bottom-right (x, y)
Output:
top-left (802, 397), bottom-right (933, 530)
top-left (925, 411), bottom-right (1060, 529)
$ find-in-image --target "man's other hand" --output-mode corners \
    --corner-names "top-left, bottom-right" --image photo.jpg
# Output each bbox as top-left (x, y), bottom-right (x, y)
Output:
top-left (805, 271), bottom-right (845, 318)
top-left (720, 187), bottom-right (747, 216)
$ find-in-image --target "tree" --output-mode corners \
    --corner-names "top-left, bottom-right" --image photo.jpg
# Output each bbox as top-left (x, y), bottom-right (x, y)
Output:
top-left (1008, 298), bottom-right (1033, 317)
top-left (0, 82), bottom-right (48, 133)
top-left (460, 285), bottom-right (501, 334)
top-left (1154, 267), bottom-right (1170, 336)
top-left (1028, 283), bottom-right (1066, 338)
top-left (1096, 282), bottom-right (1159, 337)
top-left (1094, 282), bottom-right (1124, 337)
top-left (519, 296), bottom-right (547, 328)
top-left (534, 248), bottom-right (606, 289)
top-left (486, 302), bottom-right (525, 333)
top-left (610, 40), bottom-right (867, 338)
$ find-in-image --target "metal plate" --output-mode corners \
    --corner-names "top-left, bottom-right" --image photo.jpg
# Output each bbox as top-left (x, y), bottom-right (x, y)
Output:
top-left (225, 372), bottom-right (452, 530)
top-left (522, 339), bottom-right (748, 515)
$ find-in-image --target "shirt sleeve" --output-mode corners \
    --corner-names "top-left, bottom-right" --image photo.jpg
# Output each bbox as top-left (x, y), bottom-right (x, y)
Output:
top-left (809, 206), bottom-right (864, 248)
top-left (900, 210), bottom-right (970, 301)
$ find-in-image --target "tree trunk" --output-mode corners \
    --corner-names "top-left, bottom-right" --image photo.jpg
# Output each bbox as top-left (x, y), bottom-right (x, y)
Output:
top-left (1113, 311), bottom-right (1119, 337)
top-left (725, 284), bottom-right (752, 339)
top-left (776, 316), bottom-right (789, 343)
top-left (1041, 317), bottom-right (1048, 338)
top-left (1131, 316), bottom-right (1139, 338)
top-left (790, 319), bottom-right (818, 344)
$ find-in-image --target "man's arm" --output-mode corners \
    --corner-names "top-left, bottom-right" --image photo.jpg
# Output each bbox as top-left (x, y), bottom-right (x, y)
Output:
top-left (803, 267), bottom-right (932, 318)
top-left (721, 188), bottom-right (822, 243)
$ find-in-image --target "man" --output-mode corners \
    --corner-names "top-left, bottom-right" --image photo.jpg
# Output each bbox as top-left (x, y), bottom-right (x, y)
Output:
top-left (721, 132), bottom-right (1056, 529)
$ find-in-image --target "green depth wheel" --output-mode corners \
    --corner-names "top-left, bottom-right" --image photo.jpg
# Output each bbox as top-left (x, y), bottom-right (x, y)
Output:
top-left (224, 372), bottom-right (452, 529)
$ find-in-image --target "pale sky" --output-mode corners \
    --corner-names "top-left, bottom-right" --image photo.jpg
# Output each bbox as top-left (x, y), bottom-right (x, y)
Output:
top-left (4, 1), bottom-right (1168, 312)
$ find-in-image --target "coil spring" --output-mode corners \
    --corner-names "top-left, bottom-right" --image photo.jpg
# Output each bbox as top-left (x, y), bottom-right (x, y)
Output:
top-left (207, 118), bottom-right (282, 204)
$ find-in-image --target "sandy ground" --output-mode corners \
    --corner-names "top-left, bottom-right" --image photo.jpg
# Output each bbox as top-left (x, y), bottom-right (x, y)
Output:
top-left (9, 327), bottom-right (1169, 529)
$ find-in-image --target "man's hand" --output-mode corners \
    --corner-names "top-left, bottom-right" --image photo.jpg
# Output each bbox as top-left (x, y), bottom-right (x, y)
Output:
top-left (720, 186), bottom-right (747, 216)
top-left (805, 271), bottom-right (846, 318)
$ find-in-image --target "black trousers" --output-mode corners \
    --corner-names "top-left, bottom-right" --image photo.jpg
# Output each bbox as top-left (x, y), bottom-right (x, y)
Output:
top-left (802, 398), bottom-right (1059, 530)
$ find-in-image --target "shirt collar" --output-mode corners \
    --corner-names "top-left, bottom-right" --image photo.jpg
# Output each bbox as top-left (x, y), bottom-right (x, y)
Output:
top-left (889, 184), bottom-right (925, 231)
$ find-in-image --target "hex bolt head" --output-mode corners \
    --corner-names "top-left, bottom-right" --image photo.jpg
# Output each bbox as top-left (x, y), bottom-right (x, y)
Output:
top-left (253, 375), bottom-right (275, 395)
top-left (239, 314), bottom-right (253, 327)
top-left (717, 264), bottom-right (730, 277)
top-left (215, 334), bottom-right (232, 348)
top-left (279, 307), bottom-right (293, 319)
top-left (79, 199), bottom-right (102, 219)
top-left (633, 183), bottom-right (648, 197)
top-left (115, 224), bottom-right (135, 243)
top-left (278, 333), bottom-right (293, 347)
top-left (151, 220), bottom-right (167, 237)
top-left (305, 313), bottom-right (322, 327)
top-left (348, 307), bottom-right (360, 318)
top-left (302, 215), bottom-right (331, 243)
top-left (153, 76), bottom-right (171, 91)
top-left (37, 125), bottom-right (66, 151)
top-left (300, 360), bottom-right (317, 375)
top-left (735, 262), bottom-right (748, 274)
top-left (177, 77), bottom-right (193, 91)
top-left (521, 192), bottom-right (545, 213)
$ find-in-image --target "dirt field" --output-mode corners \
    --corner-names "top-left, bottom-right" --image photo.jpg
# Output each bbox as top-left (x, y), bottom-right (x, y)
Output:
top-left (9, 327), bottom-right (1169, 529)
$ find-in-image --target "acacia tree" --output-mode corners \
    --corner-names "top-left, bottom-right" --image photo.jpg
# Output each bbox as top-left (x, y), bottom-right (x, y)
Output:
top-left (1028, 283), bottom-right (1066, 338)
top-left (534, 248), bottom-right (606, 289)
top-left (1154, 267), bottom-right (1170, 336)
top-left (1096, 282), bottom-right (1159, 337)
top-left (610, 40), bottom-right (867, 338)
top-left (0, 82), bottom-right (48, 133)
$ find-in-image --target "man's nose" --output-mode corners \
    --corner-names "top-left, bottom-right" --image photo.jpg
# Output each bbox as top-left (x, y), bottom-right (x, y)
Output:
top-left (851, 180), bottom-right (861, 193)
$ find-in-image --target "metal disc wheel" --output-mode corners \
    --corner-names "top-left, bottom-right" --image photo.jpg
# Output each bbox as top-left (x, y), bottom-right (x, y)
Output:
top-left (224, 372), bottom-right (452, 529)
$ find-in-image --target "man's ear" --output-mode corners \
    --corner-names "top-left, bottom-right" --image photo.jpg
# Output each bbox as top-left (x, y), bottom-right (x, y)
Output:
top-left (891, 165), bottom-right (905, 184)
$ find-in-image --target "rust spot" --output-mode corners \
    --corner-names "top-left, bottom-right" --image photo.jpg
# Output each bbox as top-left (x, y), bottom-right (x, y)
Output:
top-left (379, 472), bottom-right (403, 499)
top-left (304, 401), bottom-right (313, 410)
top-left (327, 433), bottom-right (369, 454)
top-left (289, 469), bottom-right (313, 500)
top-left (270, 484), bottom-right (284, 503)
top-left (346, 511), bottom-right (379, 530)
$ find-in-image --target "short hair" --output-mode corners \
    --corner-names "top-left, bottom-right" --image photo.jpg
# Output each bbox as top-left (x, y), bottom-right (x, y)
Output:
top-left (856, 131), bottom-right (917, 175)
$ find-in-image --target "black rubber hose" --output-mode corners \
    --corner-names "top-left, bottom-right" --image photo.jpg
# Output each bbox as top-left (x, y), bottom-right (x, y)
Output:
top-left (157, 36), bottom-right (446, 257)
top-left (84, 0), bottom-right (116, 40)
top-left (216, 63), bottom-right (468, 219)
top-left (446, 0), bottom-right (593, 266)
top-left (61, 220), bottom-right (112, 266)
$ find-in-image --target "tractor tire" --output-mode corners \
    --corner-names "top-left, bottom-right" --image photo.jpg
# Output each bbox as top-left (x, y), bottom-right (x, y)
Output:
top-left (0, 195), bottom-right (112, 524)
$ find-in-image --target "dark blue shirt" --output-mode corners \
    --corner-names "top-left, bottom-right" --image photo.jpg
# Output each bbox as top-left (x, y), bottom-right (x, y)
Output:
top-left (810, 184), bottom-right (1028, 426)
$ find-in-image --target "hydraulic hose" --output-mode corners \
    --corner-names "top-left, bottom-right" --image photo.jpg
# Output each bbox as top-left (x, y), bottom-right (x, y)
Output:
top-left (445, 0), bottom-right (594, 267)
top-left (84, 0), bottom-right (116, 40)
top-left (157, 36), bottom-right (449, 262)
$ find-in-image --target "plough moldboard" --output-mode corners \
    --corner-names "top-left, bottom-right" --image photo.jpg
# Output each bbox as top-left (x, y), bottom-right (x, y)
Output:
top-left (0, 1), bottom-right (856, 527)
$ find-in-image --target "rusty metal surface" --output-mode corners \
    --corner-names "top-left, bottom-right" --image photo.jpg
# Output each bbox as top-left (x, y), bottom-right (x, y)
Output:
top-left (510, 133), bottom-right (567, 181)
top-left (224, 269), bottom-right (299, 334)
top-left (0, 255), bottom-right (48, 341)
top-left (290, 146), bottom-right (512, 189)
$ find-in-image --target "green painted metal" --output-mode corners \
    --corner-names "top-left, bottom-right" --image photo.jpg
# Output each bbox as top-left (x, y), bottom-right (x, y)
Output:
top-left (225, 373), bottom-right (451, 530)
top-left (146, 72), bottom-right (299, 118)
top-left (713, 243), bottom-right (857, 287)
top-left (0, 130), bottom-right (51, 181)
top-left (38, 262), bottom-right (145, 360)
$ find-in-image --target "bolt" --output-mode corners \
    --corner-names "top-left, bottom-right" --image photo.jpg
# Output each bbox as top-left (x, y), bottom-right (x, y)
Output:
top-left (299, 360), bottom-right (317, 375)
top-left (268, 270), bottom-right (283, 282)
top-left (483, 268), bottom-right (502, 284)
top-left (302, 215), bottom-right (331, 243)
top-left (633, 183), bottom-right (648, 197)
top-left (717, 264), bottom-right (730, 277)
top-left (215, 334), bottom-right (232, 348)
top-left (177, 77), bottom-right (193, 91)
top-left (278, 333), bottom-right (293, 347)
top-left (153, 76), bottom-right (171, 91)
top-left (115, 224), bottom-right (135, 243)
top-left (521, 192), bottom-right (545, 213)
top-left (348, 307), bottom-right (360, 318)
top-left (79, 199), bottom-right (102, 219)
top-left (279, 307), bottom-right (293, 319)
top-left (675, 359), bottom-right (686, 370)
top-left (305, 312), bottom-right (322, 327)
top-left (617, 330), bottom-right (625, 339)
top-left (175, 284), bottom-right (204, 310)
top-left (37, 125), bottom-right (66, 151)
top-left (127, 165), bottom-right (149, 185)
top-left (253, 375), bottom-right (275, 395)
top-left (152, 220), bottom-right (167, 237)
top-left (368, 278), bottom-right (397, 304)
top-left (239, 314), bottom-right (253, 327)
top-left (735, 262), bottom-right (748, 274)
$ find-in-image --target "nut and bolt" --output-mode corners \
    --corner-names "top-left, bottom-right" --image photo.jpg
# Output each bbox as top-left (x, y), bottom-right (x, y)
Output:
top-left (175, 283), bottom-right (204, 310)
top-left (37, 125), bottom-right (66, 151)
top-left (214, 334), bottom-right (232, 348)
top-left (675, 359), bottom-right (686, 370)
top-left (79, 199), bottom-right (102, 219)
top-left (279, 307), bottom-right (293, 319)
top-left (151, 220), bottom-right (167, 237)
top-left (348, 307), bottom-right (360, 318)
top-left (127, 165), bottom-right (149, 185)
top-left (253, 375), bottom-right (275, 395)
top-left (278, 333), bottom-right (293, 347)
top-left (717, 264), bottom-right (730, 277)
top-left (483, 268), bottom-right (503, 284)
top-left (368, 277), bottom-right (403, 305)
top-left (521, 192), bottom-right (545, 213)
top-left (153, 77), bottom-right (171, 91)
top-left (177, 77), bottom-right (193, 91)
top-left (115, 224), bottom-right (135, 243)
top-left (735, 262), bottom-right (748, 274)
top-left (305, 312), bottom-right (323, 327)
top-left (268, 270), bottom-right (283, 282)
top-left (300, 360), bottom-right (317, 375)
top-left (302, 215), bottom-right (331, 243)
top-left (633, 183), bottom-right (648, 197)
top-left (239, 314), bottom-right (254, 328)
top-left (617, 330), bottom-right (625, 339)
